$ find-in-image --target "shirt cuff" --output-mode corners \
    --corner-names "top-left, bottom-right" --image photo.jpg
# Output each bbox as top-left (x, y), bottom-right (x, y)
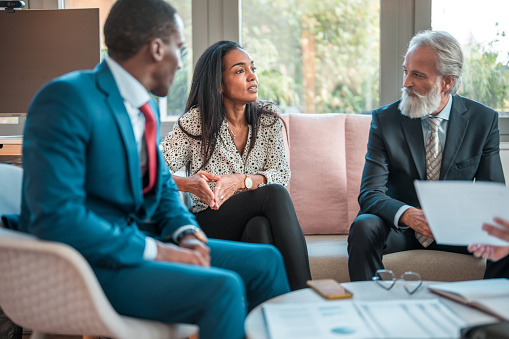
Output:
top-left (143, 237), bottom-right (158, 260)
top-left (255, 171), bottom-right (272, 184)
top-left (394, 205), bottom-right (412, 229)
top-left (171, 225), bottom-right (199, 244)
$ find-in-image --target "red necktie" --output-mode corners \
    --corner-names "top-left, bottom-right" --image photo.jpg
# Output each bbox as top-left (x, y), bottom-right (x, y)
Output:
top-left (139, 102), bottom-right (157, 194)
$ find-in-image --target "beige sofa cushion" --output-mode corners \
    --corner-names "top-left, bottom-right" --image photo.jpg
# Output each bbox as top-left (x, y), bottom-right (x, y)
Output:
top-left (306, 235), bottom-right (485, 282)
top-left (282, 113), bottom-right (371, 235)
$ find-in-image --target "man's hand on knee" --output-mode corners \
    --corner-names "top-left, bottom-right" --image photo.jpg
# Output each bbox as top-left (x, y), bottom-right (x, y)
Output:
top-left (400, 207), bottom-right (434, 239)
top-left (180, 237), bottom-right (211, 264)
top-left (155, 241), bottom-right (211, 266)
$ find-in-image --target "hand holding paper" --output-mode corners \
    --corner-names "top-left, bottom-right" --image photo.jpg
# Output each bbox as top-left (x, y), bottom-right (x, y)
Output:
top-left (468, 217), bottom-right (509, 261)
top-left (482, 217), bottom-right (509, 242)
top-left (414, 180), bottom-right (509, 247)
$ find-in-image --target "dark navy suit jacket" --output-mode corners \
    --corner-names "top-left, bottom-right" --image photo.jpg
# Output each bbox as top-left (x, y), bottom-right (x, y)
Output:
top-left (358, 95), bottom-right (505, 227)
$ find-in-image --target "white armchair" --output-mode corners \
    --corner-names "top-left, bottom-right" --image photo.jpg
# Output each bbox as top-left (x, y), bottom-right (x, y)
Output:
top-left (0, 164), bottom-right (198, 339)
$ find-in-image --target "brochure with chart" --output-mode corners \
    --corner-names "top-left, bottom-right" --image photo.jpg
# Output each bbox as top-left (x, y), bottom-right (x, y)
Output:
top-left (263, 299), bottom-right (466, 339)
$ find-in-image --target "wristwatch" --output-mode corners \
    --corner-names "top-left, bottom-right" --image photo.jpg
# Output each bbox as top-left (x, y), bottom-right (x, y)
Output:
top-left (244, 174), bottom-right (253, 190)
top-left (176, 226), bottom-right (208, 245)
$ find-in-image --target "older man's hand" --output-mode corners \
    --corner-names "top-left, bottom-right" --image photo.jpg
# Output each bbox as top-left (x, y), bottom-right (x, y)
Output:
top-left (400, 207), bottom-right (434, 239)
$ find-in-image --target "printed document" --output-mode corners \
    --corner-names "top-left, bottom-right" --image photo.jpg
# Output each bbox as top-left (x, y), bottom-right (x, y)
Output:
top-left (414, 180), bottom-right (509, 246)
top-left (263, 299), bottom-right (466, 339)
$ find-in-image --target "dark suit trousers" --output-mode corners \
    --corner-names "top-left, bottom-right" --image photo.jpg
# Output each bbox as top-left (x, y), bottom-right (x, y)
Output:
top-left (348, 214), bottom-right (470, 281)
top-left (485, 255), bottom-right (509, 279)
top-left (94, 239), bottom-right (290, 339)
top-left (194, 184), bottom-right (312, 291)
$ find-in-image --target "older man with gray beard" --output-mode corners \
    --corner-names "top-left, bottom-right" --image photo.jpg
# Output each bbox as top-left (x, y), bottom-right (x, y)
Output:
top-left (347, 30), bottom-right (505, 282)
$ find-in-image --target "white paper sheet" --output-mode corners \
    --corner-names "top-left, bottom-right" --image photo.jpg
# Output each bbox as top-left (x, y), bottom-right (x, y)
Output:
top-left (262, 299), bottom-right (466, 339)
top-left (414, 180), bottom-right (509, 246)
top-left (263, 301), bottom-right (378, 339)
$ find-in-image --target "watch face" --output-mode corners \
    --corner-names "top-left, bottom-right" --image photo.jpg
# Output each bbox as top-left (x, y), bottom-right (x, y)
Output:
top-left (245, 176), bottom-right (253, 189)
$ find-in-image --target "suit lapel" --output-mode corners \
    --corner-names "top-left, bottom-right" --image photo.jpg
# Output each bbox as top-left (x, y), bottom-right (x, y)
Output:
top-left (401, 117), bottom-right (426, 180)
top-left (95, 61), bottom-right (143, 207)
top-left (440, 95), bottom-right (468, 179)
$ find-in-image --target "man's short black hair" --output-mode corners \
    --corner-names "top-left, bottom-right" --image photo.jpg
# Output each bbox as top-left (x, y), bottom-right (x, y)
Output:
top-left (104, 0), bottom-right (177, 61)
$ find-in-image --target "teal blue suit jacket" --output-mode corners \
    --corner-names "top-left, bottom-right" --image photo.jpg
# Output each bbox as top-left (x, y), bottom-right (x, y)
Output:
top-left (20, 60), bottom-right (198, 268)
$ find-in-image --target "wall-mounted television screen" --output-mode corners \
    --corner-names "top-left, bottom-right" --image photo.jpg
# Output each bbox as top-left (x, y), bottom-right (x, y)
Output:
top-left (0, 8), bottom-right (100, 117)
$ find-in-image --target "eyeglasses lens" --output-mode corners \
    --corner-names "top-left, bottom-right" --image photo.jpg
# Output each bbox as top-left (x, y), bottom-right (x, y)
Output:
top-left (373, 270), bottom-right (396, 290)
top-left (401, 272), bottom-right (422, 294)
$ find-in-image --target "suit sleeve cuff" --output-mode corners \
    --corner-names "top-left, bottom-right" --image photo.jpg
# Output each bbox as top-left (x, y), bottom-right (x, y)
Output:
top-left (143, 237), bottom-right (158, 260)
top-left (394, 205), bottom-right (412, 229)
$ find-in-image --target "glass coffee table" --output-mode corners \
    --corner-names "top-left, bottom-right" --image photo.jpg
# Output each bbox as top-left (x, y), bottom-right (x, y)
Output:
top-left (245, 281), bottom-right (499, 339)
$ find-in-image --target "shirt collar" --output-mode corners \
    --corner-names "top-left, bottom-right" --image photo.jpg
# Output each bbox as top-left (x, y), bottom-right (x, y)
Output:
top-left (105, 55), bottom-right (151, 108)
top-left (421, 94), bottom-right (452, 121)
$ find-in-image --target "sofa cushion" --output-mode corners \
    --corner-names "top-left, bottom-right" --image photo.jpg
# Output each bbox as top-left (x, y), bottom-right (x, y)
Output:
top-left (282, 113), bottom-right (371, 235)
top-left (383, 250), bottom-right (486, 282)
top-left (305, 235), bottom-right (486, 283)
top-left (284, 114), bottom-right (348, 234)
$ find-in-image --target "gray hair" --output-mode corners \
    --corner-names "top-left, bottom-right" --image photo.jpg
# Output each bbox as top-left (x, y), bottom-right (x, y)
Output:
top-left (407, 30), bottom-right (463, 95)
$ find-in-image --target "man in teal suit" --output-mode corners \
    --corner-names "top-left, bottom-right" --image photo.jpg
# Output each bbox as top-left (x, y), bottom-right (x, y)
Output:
top-left (19, 1), bottom-right (290, 338)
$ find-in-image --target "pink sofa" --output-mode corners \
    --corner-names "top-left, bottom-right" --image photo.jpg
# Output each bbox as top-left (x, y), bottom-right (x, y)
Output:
top-left (281, 113), bottom-right (485, 283)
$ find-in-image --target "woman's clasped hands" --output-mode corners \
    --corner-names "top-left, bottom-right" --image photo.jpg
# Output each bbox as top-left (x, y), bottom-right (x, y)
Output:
top-left (187, 171), bottom-right (246, 210)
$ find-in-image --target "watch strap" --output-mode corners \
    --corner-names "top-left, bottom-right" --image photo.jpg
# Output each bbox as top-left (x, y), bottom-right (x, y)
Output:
top-left (175, 226), bottom-right (208, 245)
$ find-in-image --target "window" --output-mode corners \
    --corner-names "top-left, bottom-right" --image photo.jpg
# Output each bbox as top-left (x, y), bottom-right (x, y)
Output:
top-left (432, 0), bottom-right (509, 117)
top-left (0, 118), bottom-right (18, 124)
top-left (242, 0), bottom-right (380, 114)
top-left (161, 0), bottom-right (192, 120)
top-left (64, 0), bottom-right (114, 57)
top-left (64, 0), bottom-right (192, 121)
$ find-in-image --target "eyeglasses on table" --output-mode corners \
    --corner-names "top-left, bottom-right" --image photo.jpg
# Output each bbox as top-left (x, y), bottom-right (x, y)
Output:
top-left (372, 269), bottom-right (423, 295)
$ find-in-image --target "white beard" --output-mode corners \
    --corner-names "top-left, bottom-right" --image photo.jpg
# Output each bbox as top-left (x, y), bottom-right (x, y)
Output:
top-left (399, 78), bottom-right (442, 119)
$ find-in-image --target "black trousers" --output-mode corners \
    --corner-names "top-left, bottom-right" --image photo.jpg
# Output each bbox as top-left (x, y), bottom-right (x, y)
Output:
top-left (347, 214), bottom-right (470, 281)
top-left (194, 184), bottom-right (311, 290)
top-left (485, 255), bottom-right (509, 279)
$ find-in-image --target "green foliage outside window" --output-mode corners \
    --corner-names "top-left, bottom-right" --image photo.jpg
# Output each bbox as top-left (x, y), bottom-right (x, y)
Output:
top-left (460, 39), bottom-right (509, 116)
top-left (243, 0), bottom-right (380, 114)
top-left (165, 0), bottom-right (192, 117)
top-left (162, 0), bottom-right (509, 117)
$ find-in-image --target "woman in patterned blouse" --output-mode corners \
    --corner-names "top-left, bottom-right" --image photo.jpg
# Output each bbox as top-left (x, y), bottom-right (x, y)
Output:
top-left (162, 40), bottom-right (311, 290)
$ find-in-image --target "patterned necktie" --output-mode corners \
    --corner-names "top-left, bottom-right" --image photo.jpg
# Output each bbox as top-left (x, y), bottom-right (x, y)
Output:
top-left (416, 117), bottom-right (443, 247)
top-left (139, 102), bottom-right (157, 195)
